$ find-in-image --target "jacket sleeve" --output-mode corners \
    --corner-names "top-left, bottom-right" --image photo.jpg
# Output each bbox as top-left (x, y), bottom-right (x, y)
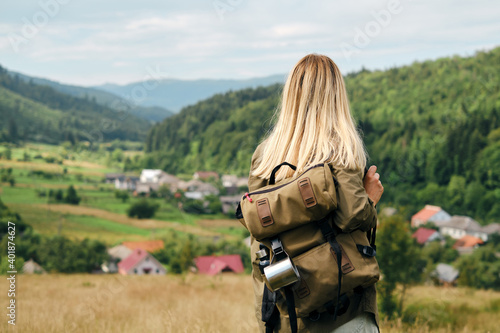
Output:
top-left (332, 167), bottom-right (378, 232)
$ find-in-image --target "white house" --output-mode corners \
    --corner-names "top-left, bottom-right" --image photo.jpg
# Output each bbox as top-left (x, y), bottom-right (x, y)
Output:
top-left (482, 223), bottom-right (500, 239)
top-left (182, 179), bottom-right (219, 199)
top-left (115, 176), bottom-right (139, 191)
top-left (220, 195), bottom-right (243, 214)
top-left (140, 169), bottom-right (166, 183)
top-left (439, 216), bottom-right (488, 241)
top-left (222, 175), bottom-right (248, 195)
top-left (117, 248), bottom-right (166, 275)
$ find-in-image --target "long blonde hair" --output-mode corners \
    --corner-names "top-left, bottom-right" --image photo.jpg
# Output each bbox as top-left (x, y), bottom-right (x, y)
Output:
top-left (251, 54), bottom-right (367, 181)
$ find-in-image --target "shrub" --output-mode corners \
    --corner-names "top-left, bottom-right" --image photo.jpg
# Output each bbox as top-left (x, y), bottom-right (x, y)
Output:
top-left (114, 190), bottom-right (129, 203)
top-left (64, 185), bottom-right (80, 205)
top-left (127, 199), bottom-right (159, 219)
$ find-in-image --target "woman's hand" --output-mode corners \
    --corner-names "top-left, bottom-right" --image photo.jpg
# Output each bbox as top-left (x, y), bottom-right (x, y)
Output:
top-left (364, 165), bottom-right (384, 206)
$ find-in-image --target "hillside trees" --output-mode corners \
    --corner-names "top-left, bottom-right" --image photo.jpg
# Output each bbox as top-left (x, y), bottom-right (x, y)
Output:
top-left (377, 215), bottom-right (426, 318)
top-left (145, 47), bottom-right (500, 221)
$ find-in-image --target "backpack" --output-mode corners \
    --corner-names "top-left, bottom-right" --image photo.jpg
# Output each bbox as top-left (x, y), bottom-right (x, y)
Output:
top-left (236, 162), bottom-right (379, 332)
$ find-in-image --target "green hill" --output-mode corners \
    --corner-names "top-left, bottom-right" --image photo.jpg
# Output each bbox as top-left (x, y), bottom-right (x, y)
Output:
top-left (0, 66), bottom-right (151, 144)
top-left (145, 47), bottom-right (500, 221)
top-left (7, 70), bottom-right (174, 122)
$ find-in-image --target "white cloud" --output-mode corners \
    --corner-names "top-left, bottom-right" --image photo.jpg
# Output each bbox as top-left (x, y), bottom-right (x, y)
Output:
top-left (0, 0), bottom-right (498, 86)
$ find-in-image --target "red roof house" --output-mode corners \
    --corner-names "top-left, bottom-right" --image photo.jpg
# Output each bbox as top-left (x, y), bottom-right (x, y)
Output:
top-left (453, 235), bottom-right (484, 249)
top-left (118, 248), bottom-right (166, 275)
top-left (411, 205), bottom-right (451, 228)
top-left (412, 228), bottom-right (441, 245)
top-left (194, 254), bottom-right (244, 275)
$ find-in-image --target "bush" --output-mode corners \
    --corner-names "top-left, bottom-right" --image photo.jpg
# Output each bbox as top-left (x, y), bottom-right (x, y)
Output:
top-left (183, 199), bottom-right (205, 214)
top-left (127, 199), bottom-right (159, 219)
top-left (114, 190), bottom-right (129, 203)
top-left (64, 185), bottom-right (80, 205)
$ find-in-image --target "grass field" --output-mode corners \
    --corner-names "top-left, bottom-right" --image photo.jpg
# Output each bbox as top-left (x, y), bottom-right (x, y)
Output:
top-left (0, 142), bottom-right (246, 244)
top-left (0, 274), bottom-right (499, 333)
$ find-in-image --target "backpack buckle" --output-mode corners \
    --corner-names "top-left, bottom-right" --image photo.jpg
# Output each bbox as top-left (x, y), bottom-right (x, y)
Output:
top-left (357, 245), bottom-right (376, 257)
top-left (270, 238), bottom-right (286, 261)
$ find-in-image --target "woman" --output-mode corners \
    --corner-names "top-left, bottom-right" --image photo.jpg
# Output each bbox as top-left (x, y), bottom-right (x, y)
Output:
top-left (247, 54), bottom-right (384, 332)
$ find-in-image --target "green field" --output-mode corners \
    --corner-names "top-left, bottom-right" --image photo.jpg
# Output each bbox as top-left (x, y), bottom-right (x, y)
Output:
top-left (0, 142), bottom-right (244, 245)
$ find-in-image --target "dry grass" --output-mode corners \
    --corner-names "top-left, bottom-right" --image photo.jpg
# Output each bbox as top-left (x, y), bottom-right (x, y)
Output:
top-left (63, 160), bottom-right (107, 170)
top-left (0, 160), bottom-right (106, 177)
top-left (0, 182), bottom-right (102, 190)
top-left (0, 274), bottom-right (258, 333)
top-left (1, 274), bottom-right (498, 333)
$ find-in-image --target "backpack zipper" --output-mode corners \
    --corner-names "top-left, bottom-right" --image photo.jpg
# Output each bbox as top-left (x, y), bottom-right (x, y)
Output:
top-left (244, 163), bottom-right (326, 201)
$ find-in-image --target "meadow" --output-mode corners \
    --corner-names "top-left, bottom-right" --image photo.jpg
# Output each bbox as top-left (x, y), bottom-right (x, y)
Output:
top-left (0, 274), bottom-right (499, 333)
top-left (1, 143), bottom-right (499, 333)
top-left (0, 143), bottom-right (246, 246)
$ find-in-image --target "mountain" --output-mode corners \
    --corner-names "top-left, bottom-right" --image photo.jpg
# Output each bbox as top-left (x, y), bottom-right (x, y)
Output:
top-left (0, 65), bottom-right (151, 144)
top-left (7, 71), bottom-right (174, 122)
top-left (145, 47), bottom-right (500, 222)
top-left (95, 75), bottom-right (285, 112)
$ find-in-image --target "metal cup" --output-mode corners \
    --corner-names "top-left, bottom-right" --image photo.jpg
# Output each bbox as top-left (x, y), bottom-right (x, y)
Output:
top-left (263, 257), bottom-right (300, 291)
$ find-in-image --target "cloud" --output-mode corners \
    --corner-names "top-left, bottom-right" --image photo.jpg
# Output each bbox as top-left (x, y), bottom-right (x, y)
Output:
top-left (0, 0), bottom-right (498, 86)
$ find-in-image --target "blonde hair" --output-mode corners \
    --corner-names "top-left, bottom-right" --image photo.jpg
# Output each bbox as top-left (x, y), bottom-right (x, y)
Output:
top-left (251, 54), bottom-right (367, 181)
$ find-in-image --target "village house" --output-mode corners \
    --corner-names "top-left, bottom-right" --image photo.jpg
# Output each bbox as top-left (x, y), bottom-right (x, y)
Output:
top-left (105, 173), bottom-right (125, 184)
top-left (102, 244), bottom-right (133, 273)
top-left (481, 223), bottom-right (500, 239)
top-left (103, 241), bottom-right (165, 274)
top-left (135, 182), bottom-right (160, 195)
top-left (182, 179), bottom-right (219, 199)
top-left (452, 235), bottom-right (484, 255)
top-left (219, 195), bottom-right (243, 215)
top-left (221, 175), bottom-right (248, 195)
top-left (140, 169), bottom-right (167, 183)
top-left (107, 244), bottom-right (133, 260)
top-left (22, 259), bottom-right (46, 274)
top-left (194, 254), bottom-right (244, 275)
top-left (439, 216), bottom-right (488, 241)
top-left (118, 248), bottom-right (166, 275)
top-left (411, 205), bottom-right (451, 228)
top-left (137, 169), bottom-right (181, 195)
top-left (412, 227), bottom-right (443, 245)
top-left (431, 263), bottom-right (459, 287)
top-left (115, 176), bottom-right (139, 191)
top-left (193, 171), bottom-right (219, 181)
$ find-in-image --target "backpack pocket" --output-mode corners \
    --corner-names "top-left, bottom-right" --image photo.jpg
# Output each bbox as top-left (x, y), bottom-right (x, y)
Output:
top-left (239, 163), bottom-right (337, 240)
top-left (277, 230), bottom-right (379, 318)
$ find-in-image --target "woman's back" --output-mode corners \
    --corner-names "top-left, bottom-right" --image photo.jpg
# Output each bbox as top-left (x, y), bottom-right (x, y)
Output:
top-left (247, 54), bottom-right (384, 332)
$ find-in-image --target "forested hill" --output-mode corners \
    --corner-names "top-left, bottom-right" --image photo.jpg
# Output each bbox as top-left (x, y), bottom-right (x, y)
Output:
top-left (7, 70), bottom-right (174, 122)
top-left (0, 66), bottom-right (151, 144)
top-left (146, 47), bottom-right (500, 222)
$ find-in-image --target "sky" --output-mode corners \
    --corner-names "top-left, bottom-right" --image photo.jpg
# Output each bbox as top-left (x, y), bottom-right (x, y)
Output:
top-left (0, 0), bottom-right (499, 86)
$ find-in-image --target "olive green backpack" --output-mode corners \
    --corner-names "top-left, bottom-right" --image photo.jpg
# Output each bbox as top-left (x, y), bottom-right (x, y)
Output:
top-left (236, 162), bottom-right (379, 333)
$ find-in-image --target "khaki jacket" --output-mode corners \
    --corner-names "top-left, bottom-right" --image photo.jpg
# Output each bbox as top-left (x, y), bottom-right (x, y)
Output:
top-left (247, 143), bottom-right (379, 332)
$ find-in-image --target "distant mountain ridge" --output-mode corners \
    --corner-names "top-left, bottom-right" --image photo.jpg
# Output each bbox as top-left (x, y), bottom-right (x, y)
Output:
top-left (95, 74), bottom-right (286, 112)
top-left (0, 65), bottom-right (151, 144)
top-left (7, 70), bottom-right (174, 122)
